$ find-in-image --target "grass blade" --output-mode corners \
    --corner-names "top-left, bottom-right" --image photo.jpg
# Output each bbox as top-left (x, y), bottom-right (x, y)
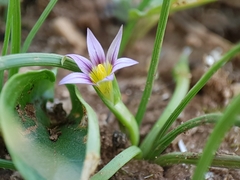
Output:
top-left (140, 47), bottom-right (191, 157)
top-left (155, 152), bottom-right (240, 169)
top-left (155, 43), bottom-right (240, 145)
top-left (152, 114), bottom-right (240, 157)
top-left (90, 146), bottom-right (141, 180)
top-left (192, 94), bottom-right (240, 180)
top-left (8, 0), bottom-right (21, 78)
top-left (135, 0), bottom-right (172, 126)
top-left (0, 0), bottom-right (12, 92)
top-left (22, 0), bottom-right (58, 53)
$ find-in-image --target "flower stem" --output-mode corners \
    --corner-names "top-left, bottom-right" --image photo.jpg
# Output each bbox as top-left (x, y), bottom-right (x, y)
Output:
top-left (93, 77), bottom-right (139, 145)
top-left (135, 0), bottom-right (172, 126)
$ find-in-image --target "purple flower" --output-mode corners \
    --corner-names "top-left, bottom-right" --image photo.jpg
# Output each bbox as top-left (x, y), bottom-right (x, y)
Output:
top-left (59, 26), bottom-right (138, 100)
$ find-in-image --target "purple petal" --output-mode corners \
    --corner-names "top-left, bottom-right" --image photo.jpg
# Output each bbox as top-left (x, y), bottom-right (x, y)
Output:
top-left (97, 74), bottom-right (114, 85)
top-left (106, 25), bottom-right (123, 65)
top-left (87, 29), bottom-right (105, 65)
top-left (66, 54), bottom-right (92, 74)
top-left (100, 73), bottom-right (114, 83)
top-left (59, 72), bottom-right (94, 85)
top-left (112, 57), bottom-right (138, 73)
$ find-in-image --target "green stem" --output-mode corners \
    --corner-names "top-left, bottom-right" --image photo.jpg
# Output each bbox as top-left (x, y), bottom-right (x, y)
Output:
top-left (135, 0), bottom-right (172, 126)
top-left (155, 43), bottom-right (240, 145)
top-left (140, 47), bottom-right (190, 158)
top-left (8, 0), bottom-right (21, 78)
top-left (193, 94), bottom-right (240, 180)
top-left (90, 146), bottom-right (141, 180)
top-left (95, 81), bottom-right (139, 145)
top-left (114, 101), bottom-right (139, 145)
top-left (155, 152), bottom-right (240, 169)
top-left (21, 0), bottom-right (58, 53)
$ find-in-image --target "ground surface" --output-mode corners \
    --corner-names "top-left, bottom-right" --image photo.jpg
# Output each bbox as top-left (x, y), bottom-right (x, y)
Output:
top-left (1, 0), bottom-right (240, 179)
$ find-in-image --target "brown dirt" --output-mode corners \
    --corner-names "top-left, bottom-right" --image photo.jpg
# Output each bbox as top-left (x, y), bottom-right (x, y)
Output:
top-left (1, 0), bottom-right (240, 179)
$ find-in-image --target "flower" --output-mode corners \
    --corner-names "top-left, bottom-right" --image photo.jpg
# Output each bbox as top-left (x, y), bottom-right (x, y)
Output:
top-left (59, 26), bottom-right (138, 100)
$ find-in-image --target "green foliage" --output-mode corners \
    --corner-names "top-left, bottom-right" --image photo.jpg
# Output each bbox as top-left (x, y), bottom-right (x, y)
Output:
top-left (156, 152), bottom-right (240, 168)
top-left (135, 0), bottom-right (172, 125)
top-left (1, 0), bottom-right (240, 179)
top-left (91, 146), bottom-right (142, 180)
top-left (8, 0), bottom-right (21, 77)
top-left (193, 94), bottom-right (240, 179)
top-left (140, 47), bottom-right (191, 157)
top-left (0, 70), bottom-right (100, 180)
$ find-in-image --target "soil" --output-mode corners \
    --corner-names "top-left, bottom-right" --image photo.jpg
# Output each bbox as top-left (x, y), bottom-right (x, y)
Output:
top-left (1, 0), bottom-right (240, 179)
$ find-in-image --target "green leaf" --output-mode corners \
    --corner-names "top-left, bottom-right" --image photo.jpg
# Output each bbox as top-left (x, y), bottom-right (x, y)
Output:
top-left (192, 94), bottom-right (240, 179)
top-left (129, 0), bottom-right (216, 20)
top-left (135, 0), bottom-right (172, 126)
top-left (8, 0), bottom-right (21, 77)
top-left (140, 47), bottom-right (191, 158)
top-left (155, 152), bottom-right (240, 169)
top-left (22, 0), bottom-right (58, 53)
top-left (154, 43), bottom-right (240, 148)
top-left (91, 146), bottom-right (142, 180)
top-left (0, 70), bottom-right (100, 180)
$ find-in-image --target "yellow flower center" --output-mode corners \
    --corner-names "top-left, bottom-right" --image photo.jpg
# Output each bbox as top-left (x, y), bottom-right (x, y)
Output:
top-left (89, 62), bottom-right (113, 101)
top-left (89, 63), bottom-right (112, 84)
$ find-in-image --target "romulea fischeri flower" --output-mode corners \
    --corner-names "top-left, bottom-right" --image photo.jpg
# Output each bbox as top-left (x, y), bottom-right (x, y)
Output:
top-left (59, 26), bottom-right (138, 101)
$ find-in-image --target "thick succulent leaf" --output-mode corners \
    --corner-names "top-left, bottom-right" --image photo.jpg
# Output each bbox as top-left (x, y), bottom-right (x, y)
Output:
top-left (0, 70), bottom-right (100, 180)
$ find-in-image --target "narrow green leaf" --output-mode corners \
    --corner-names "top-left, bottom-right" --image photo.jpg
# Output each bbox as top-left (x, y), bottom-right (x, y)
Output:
top-left (1, 2), bottom-right (11, 56)
top-left (192, 94), bottom-right (240, 180)
top-left (135, 0), bottom-right (172, 126)
top-left (140, 47), bottom-right (191, 157)
top-left (119, 0), bottom-right (152, 56)
top-left (22, 0), bottom-right (58, 53)
top-left (129, 0), bottom-right (216, 20)
top-left (8, 0), bottom-right (21, 77)
top-left (120, 0), bottom-right (215, 55)
top-left (152, 114), bottom-right (240, 157)
top-left (91, 146), bottom-right (142, 180)
top-left (155, 152), bottom-right (240, 169)
top-left (0, 53), bottom-right (79, 72)
top-left (155, 43), bottom-right (240, 146)
top-left (0, 159), bottom-right (16, 170)
top-left (0, 0), bottom-right (12, 92)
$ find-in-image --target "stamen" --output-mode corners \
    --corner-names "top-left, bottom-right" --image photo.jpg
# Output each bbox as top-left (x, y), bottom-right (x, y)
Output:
top-left (89, 63), bottom-right (112, 84)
